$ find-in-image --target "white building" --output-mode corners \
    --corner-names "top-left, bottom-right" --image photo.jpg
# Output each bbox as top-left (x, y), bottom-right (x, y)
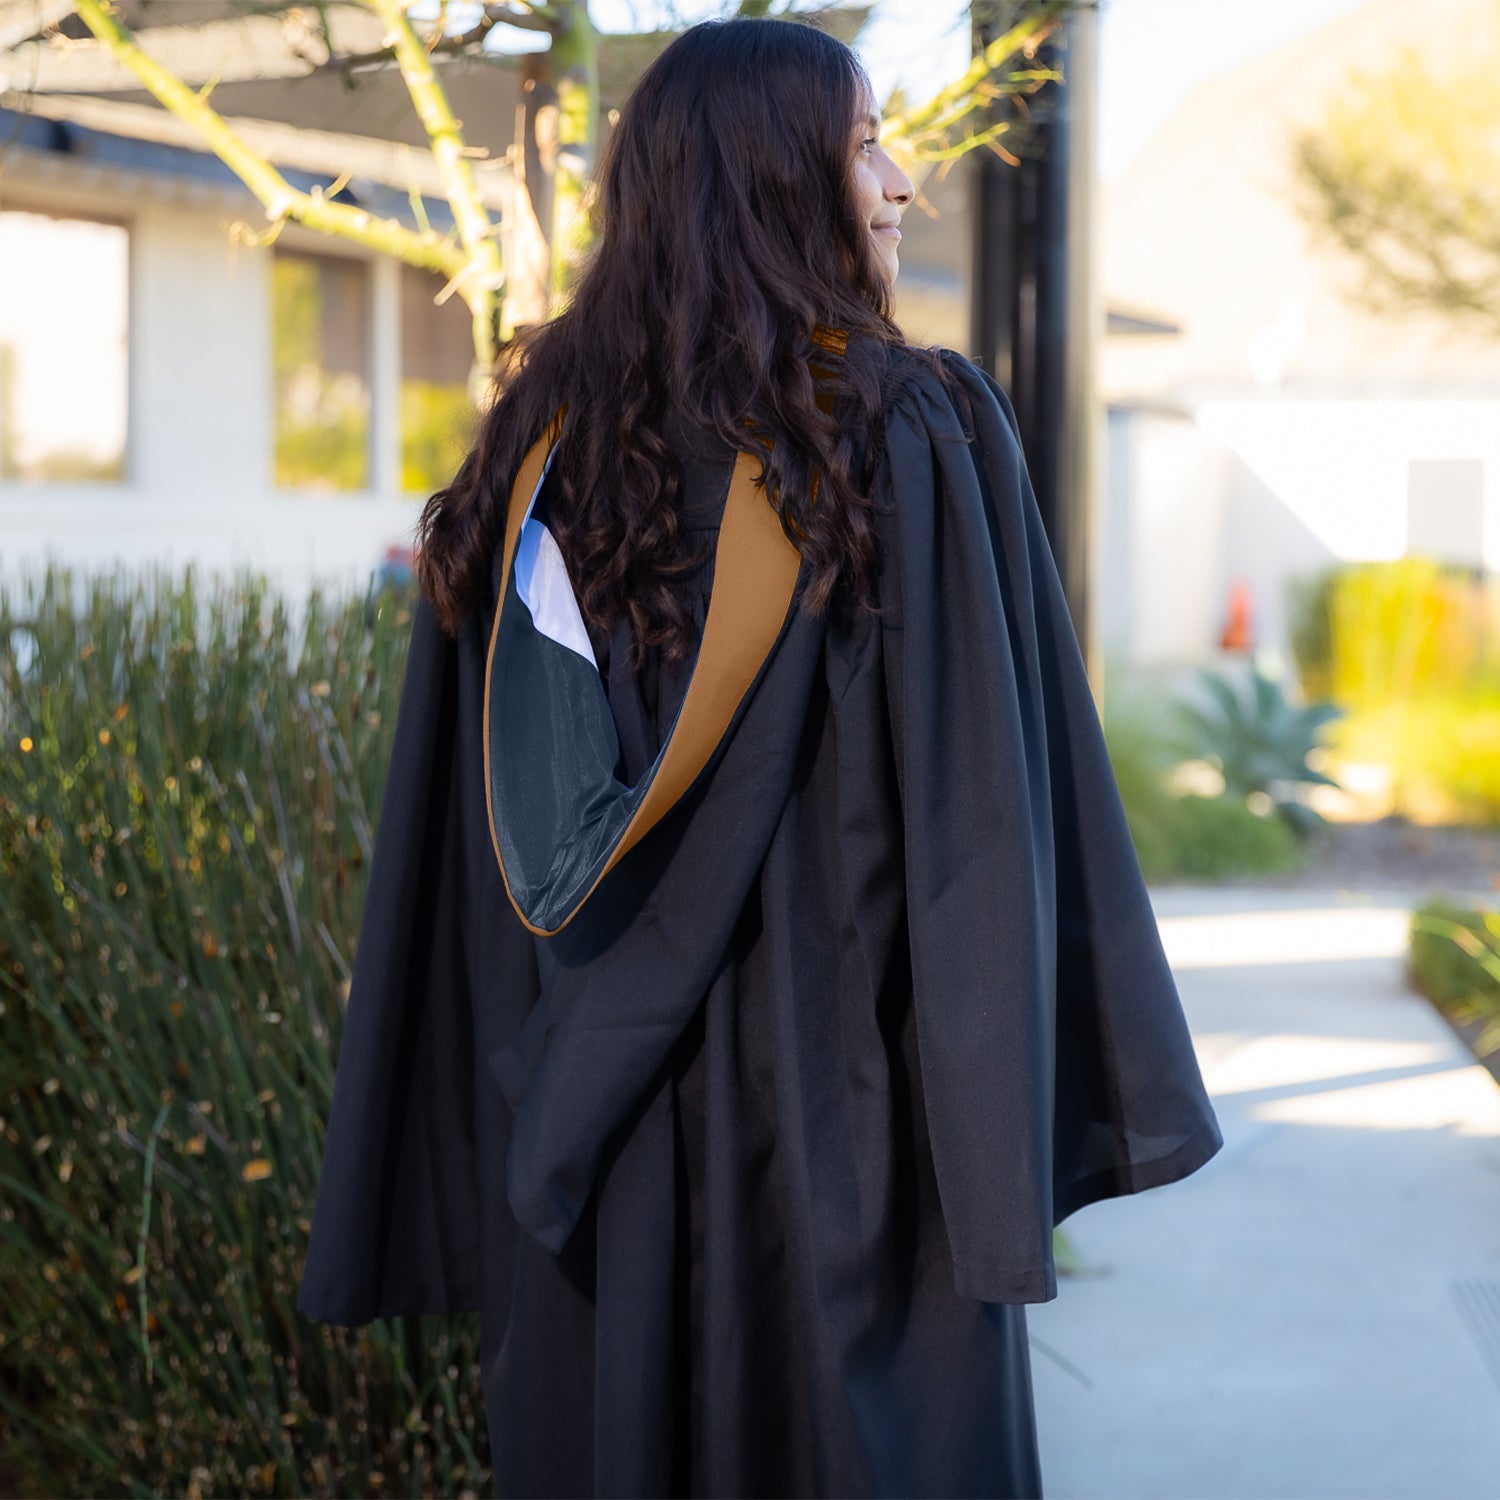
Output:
top-left (1096, 0), bottom-right (1500, 673)
top-left (0, 3), bottom-right (524, 599)
top-left (4, 0), bottom-right (1496, 677)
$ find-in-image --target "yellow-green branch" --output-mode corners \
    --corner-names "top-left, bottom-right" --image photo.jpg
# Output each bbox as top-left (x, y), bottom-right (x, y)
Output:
top-left (368, 0), bottom-right (505, 362)
top-left (548, 0), bottom-right (598, 300)
top-left (70, 0), bottom-right (465, 282)
top-left (883, 3), bottom-right (1067, 148)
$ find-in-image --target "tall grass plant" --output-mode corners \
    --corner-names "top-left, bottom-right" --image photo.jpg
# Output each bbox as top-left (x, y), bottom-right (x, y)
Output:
top-left (0, 566), bottom-right (488, 1498)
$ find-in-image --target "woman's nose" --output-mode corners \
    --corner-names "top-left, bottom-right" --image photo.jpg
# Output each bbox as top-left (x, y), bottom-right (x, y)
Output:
top-left (886, 161), bottom-right (914, 204)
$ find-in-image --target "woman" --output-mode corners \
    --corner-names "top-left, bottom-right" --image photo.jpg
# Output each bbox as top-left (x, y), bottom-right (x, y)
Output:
top-left (297, 17), bottom-right (1224, 1499)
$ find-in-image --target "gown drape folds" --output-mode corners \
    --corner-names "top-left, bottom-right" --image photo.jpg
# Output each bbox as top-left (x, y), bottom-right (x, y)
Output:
top-left (296, 346), bottom-right (1223, 1500)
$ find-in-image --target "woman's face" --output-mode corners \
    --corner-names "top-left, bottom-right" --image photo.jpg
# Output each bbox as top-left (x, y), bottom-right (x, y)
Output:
top-left (849, 87), bottom-right (915, 285)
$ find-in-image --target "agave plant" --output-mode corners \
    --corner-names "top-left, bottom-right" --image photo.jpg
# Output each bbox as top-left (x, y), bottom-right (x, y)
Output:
top-left (1173, 661), bottom-right (1344, 837)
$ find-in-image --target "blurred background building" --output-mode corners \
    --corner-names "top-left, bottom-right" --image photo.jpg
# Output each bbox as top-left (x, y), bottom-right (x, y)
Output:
top-left (2, 0), bottom-right (1499, 678)
top-left (1095, 0), bottom-right (1500, 679)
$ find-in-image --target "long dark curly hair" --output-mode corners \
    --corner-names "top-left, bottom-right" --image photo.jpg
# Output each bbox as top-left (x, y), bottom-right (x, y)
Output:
top-left (415, 15), bottom-right (917, 664)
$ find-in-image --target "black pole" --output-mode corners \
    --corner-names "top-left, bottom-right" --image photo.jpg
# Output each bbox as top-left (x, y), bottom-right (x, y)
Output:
top-left (969, 2), bottom-right (1101, 690)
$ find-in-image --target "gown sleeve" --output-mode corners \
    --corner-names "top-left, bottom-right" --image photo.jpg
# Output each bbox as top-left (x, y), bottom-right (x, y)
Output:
top-left (875, 348), bottom-right (1224, 1305)
top-left (296, 596), bottom-right (511, 1326)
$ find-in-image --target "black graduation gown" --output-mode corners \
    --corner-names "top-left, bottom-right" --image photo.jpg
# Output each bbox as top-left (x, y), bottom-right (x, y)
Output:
top-left (295, 346), bottom-right (1225, 1500)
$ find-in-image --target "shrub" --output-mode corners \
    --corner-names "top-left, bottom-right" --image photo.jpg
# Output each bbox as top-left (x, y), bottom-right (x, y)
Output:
top-left (1286, 559), bottom-right (1500, 822)
top-left (1100, 689), bottom-right (1191, 880)
top-left (1286, 567), bottom-right (1336, 703)
top-left (0, 567), bottom-right (489, 1498)
top-left (1288, 558), bottom-right (1500, 706)
top-left (1102, 678), bottom-right (1306, 882)
top-left (1407, 899), bottom-right (1500, 1066)
top-left (1159, 791), bottom-right (1303, 880)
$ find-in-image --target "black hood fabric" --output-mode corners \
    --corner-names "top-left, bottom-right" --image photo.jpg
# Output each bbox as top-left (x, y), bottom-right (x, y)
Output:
top-left (296, 346), bottom-right (1223, 1496)
top-left (484, 417), bottom-right (803, 938)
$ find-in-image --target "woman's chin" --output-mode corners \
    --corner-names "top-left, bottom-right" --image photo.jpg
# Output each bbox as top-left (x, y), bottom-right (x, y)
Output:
top-left (865, 238), bottom-right (900, 287)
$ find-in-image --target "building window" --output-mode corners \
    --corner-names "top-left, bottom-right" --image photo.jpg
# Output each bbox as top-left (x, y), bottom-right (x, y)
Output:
top-left (400, 264), bottom-right (478, 495)
top-left (0, 208), bottom-right (128, 483)
top-left (272, 249), bottom-right (370, 492)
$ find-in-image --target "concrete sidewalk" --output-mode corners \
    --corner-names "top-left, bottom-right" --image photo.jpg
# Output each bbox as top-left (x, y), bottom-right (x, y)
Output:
top-left (1030, 884), bottom-right (1500, 1500)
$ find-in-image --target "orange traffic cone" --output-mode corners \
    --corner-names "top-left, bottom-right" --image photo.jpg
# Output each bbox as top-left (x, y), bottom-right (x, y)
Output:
top-left (1220, 577), bottom-right (1254, 651)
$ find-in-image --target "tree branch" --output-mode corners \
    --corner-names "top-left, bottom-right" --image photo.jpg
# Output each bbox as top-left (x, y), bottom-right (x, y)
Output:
top-left (881, 1), bottom-right (1069, 162)
top-left (544, 0), bottom-right (597, 299)
top-left (1290, 45), bottom-right (1500, 337)
top-left (68, 0), bottom-right (466, 280)
top-left (365, 0), bottom-right (506, 361)
top-left (287, 1), bottom-right (555, 76)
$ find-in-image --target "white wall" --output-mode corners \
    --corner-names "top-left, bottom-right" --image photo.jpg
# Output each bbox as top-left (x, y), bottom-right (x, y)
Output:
top-left (1103, 397), bottom-right (1500, 669)
top-left (1102, 406), bottom-right (1231, 666)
